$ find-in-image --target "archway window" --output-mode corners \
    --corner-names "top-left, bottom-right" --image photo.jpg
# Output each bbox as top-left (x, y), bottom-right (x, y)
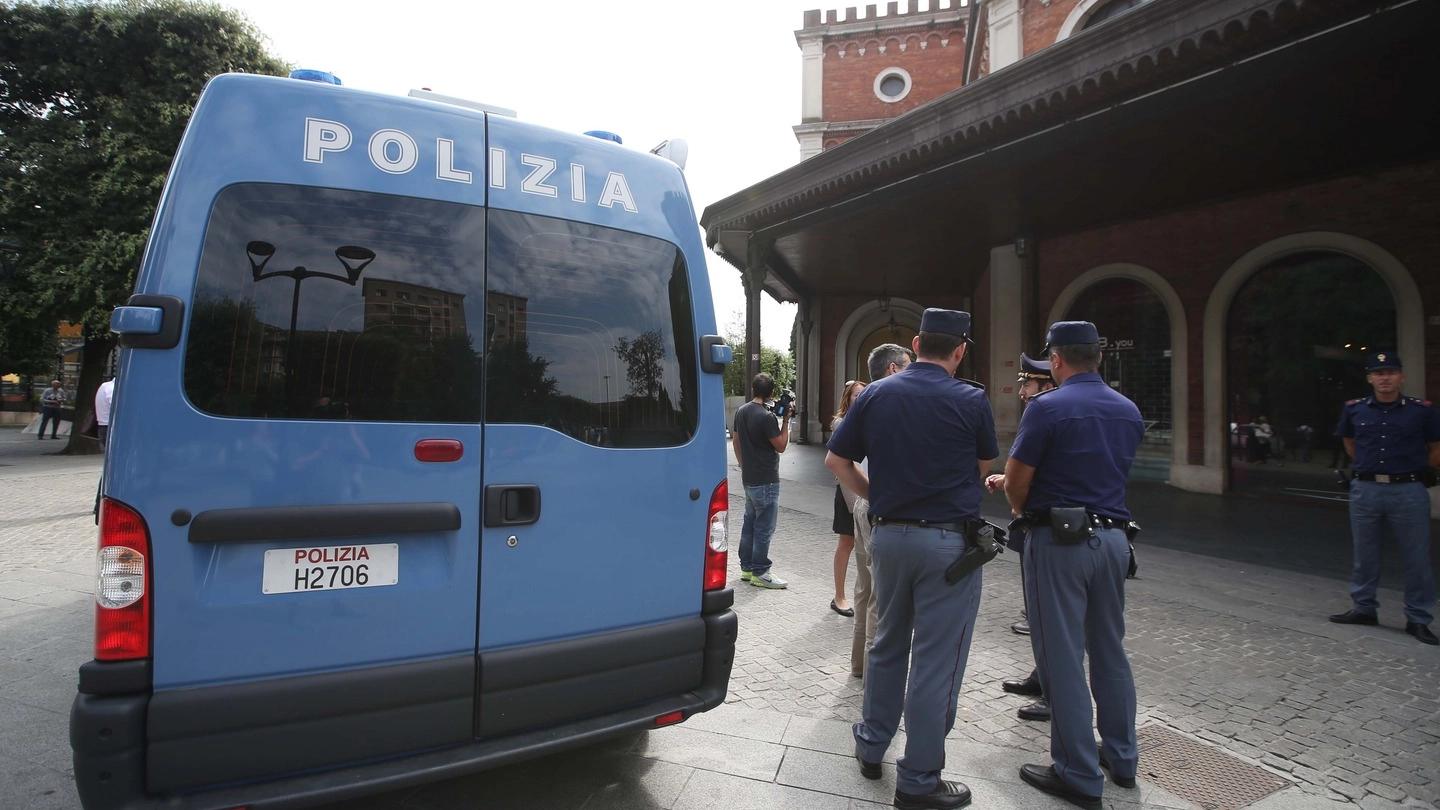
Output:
top-left (1081, 0), bottom-right (1156, 30)
top-left (1066, 278), bottom-right (1171, 480)
top-left (855, 322), bottom-right (916, 381)
top-left (1226, 251), bottom-right (1396, 496)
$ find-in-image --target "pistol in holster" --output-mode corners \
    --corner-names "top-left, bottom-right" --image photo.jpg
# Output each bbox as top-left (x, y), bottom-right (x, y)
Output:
top-left (943, 519), bottom-right (1007, 585)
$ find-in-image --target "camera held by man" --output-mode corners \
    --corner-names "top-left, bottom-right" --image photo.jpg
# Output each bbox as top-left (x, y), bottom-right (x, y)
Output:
top-left (767, 389), bottom-right (796, 418)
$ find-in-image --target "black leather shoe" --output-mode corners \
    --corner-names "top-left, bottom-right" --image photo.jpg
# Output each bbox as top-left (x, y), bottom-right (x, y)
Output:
top-left (855, 744), bottom-right (881, 780)
top-left (1019, 764), bottom-right (1101, 810)
top-left (1329, 609), bottom-right (1378, 625)
top-left (1098, 748), bottom-right (1137, 788)
top-left (1407, 622), bottom-right (1439, 645)
top-left (1011, 620), bottom-right (1030, 635)
top-left (1002, 672), bottom-right (1042, 696)
top-left (1018, 698), bottom-right (1051, 721)
top-left (894, 779), bottom-right (972, 810)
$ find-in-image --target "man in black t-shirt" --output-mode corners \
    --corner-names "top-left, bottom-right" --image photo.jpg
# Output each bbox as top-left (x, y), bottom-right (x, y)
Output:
top-left (732, 372), bottom-right (791, 589)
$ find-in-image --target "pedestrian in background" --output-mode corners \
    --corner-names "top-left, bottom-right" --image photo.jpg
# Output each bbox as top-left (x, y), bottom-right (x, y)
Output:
top-left (1329, 351), bottom-right (1439, 645)
top-left (829, 378), bottom-right (866, 618)
top-left (732, 372), bottom-right (792, 589)
top-left (1002, 321), bottom-right (1144, 810)
top-left (827, 308), bottom-right (997, 810)
top-left (987, 351), bottom-right (1056, 723)
top-left (95, 376), bottom-right (115, 447)
top-left (840, 342), bottom-right (912, 678)
top-left (38, 380), bottom-right (65, 440)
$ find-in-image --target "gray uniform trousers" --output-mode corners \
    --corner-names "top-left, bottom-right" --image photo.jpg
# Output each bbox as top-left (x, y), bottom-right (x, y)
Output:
top-left (1025, 524), bottom-right (1137, 797)
top-left (854, 523), bottom-right (983, 796)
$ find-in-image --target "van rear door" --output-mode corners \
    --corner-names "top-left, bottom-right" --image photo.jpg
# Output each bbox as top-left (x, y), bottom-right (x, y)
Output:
top-left (473, 118), bottom-right (713, 734)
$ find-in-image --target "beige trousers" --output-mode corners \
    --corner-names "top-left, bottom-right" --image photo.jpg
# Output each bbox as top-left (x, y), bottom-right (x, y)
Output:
top-left (850, 498), bottom-right (880, 676)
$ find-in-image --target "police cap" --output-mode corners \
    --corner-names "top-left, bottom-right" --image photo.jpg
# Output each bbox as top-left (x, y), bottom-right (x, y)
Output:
top-left (1366, 351), bottom-right (1402, 371)
top-left (920, 308), bottom-right (974, 344)
top-left (1042, 321), bottom-right (1100, 353)
top-left (1018, 352), bottom-right (1052, 382)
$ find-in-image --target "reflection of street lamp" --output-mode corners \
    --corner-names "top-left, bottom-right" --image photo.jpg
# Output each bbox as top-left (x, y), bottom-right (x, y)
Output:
top-left (247, 241), bottom-right (375, 399)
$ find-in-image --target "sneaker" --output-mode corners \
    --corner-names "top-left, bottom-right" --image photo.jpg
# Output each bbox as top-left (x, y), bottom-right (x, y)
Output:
top-left (749, 571), bottom-right (788, 589)
top-left (739, 571), bottom-right (753, 582)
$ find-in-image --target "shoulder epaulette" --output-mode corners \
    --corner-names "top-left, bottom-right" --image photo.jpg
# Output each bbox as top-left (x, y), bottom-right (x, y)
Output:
top-left (1346, 398), bottom-right (1362, 406)
top-left (957, 377), bottom-right (986, 391)
top-left (1029, 387), bottom-right (1055, 400)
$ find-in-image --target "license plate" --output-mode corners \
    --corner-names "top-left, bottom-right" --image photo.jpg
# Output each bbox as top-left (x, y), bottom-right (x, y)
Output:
top-left (262, 544), bottom-right (399, 594)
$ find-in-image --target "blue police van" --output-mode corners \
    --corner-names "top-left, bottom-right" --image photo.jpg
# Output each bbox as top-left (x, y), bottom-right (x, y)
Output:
top-left (70, 71), bottom-right (737, 810)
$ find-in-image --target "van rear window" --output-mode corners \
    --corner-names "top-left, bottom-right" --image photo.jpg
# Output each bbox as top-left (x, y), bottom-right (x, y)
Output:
top-left (484, 210), bottom-right (697, 448)
top-left (185, 184), bottom-right (488, 422)
top-left (184, 185), bottom-right (697, 445)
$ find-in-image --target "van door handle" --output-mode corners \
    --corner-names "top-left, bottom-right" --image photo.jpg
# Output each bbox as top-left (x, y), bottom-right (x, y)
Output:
top-left (483, 485), bottom-right (541, 527)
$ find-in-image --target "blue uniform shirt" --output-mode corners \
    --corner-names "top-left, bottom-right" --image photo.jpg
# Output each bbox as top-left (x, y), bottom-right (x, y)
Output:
top-left (1009, 371), bottom-right (1144, 520)
top-left (827, 361), bottom-right (998, 522)
top-left (1336, 395), bottom-right (1440, 474)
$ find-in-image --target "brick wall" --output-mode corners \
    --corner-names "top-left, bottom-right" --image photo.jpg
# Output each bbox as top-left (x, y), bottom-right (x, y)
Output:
top-left (1036, 158), bottom-right (1440, 466)
top-left (1021, 0), bottom-right (1083, 56)
top-left (821, 29), bottom-right (967, 123)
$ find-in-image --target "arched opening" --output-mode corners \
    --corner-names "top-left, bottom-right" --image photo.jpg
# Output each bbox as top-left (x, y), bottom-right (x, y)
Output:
top-left (1065, 278), bottom-right (1172, 480)
top-left (1226, 251), bottom-right (1397, 499)
top-left (854, 321), bottom-right (917, 382)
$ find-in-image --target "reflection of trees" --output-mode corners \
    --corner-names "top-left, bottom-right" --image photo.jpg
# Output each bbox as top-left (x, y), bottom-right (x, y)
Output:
top-left (615, 329), bottom-right (665, 399)
top-left (1229, 253), bottom-right (1394, 439)
top-left (484, 340), bottom-right (559, 424)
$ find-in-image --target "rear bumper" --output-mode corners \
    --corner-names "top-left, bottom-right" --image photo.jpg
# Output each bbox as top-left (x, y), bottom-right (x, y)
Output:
top-left (71, 603), bottom-right (737, 810)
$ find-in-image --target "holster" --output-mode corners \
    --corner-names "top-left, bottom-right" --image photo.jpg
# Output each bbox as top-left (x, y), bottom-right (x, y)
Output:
top-left (1424, 468), bottom-right (1438, 489)
top-left (1048, 506), bottom-right (1094, 545)
top-left (943, 520), bottom-right (1006, 585)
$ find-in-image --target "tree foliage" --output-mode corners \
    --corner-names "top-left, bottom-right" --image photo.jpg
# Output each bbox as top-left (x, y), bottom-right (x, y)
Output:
top-left (721, 310), bottom-right (795, 397)
top-left (0, 0), bottom-right (288, 448)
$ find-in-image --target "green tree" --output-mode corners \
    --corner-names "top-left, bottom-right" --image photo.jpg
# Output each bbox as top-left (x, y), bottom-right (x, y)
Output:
top-left (0, 0), bottom-right (287, 450)
top-left (719, 308), bottom-right (795, 397)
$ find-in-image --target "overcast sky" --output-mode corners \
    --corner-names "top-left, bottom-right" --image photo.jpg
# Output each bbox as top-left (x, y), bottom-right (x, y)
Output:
top-left (220, 0), bottom-right (833, 349)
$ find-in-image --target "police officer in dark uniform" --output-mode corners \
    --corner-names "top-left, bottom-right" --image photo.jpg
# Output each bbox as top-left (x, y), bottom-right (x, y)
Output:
top-left (1002, 321), bottom-right (1145, 810)
top-left (1329, 351), bottom-right (1440, 645)
top-left (826, 308), bottom-right (998, 810)
top-left (990, 352), bottom-right (1055, 722)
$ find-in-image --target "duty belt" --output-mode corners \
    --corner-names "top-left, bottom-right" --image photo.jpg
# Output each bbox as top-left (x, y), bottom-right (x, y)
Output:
top-left (1024, 509), bottom-right (1128, 530)
top-left (1353, 472), bottom-right (1424, 484)
top-left (871, 516), bottom-right (971, 534)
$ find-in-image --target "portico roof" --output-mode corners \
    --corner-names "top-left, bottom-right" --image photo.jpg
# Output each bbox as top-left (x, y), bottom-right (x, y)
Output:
top-left (701, 0), bottom-right (1437, 304)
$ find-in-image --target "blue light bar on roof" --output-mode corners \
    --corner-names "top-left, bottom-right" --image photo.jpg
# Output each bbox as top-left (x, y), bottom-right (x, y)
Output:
top-left (583, 130), bottom-right (623, 144)
top-left (289, 69), bottom-right (342, 85)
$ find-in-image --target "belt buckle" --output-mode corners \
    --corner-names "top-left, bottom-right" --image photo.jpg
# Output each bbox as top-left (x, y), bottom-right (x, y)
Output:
top-left (1375, 474), bottom-right (1392, 483)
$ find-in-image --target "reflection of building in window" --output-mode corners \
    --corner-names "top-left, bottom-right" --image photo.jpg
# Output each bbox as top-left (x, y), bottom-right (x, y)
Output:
top-left (485, 290), bottom-right (528, 344)
top-left (362, 278), bottom-right (468, 339)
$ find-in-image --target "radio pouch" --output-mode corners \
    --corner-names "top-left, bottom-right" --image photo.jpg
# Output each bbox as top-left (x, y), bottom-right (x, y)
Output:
top-left (1049, 506), bottom-right (1093, 546)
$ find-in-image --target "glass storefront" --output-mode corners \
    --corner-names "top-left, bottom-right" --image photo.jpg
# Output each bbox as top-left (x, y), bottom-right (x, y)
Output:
top-left (1227, 251), bottom-right (1396, 499)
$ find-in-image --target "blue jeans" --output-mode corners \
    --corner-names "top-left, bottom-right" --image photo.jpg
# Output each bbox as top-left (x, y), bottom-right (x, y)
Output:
top-left (1349, 480), bottom-right (1435, 625)
top-left (739, 483), bottom-right (779, 576)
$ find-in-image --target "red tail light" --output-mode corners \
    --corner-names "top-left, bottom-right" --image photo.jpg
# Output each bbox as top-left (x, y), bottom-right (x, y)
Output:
top-left (703, 480), bottom-right (728, 590)
top-left (95, 498), bottom-right (151, 660)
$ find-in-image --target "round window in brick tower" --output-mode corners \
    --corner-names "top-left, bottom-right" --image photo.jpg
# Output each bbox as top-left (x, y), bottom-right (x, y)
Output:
top-left (873, 68), bottom-right (912, 103)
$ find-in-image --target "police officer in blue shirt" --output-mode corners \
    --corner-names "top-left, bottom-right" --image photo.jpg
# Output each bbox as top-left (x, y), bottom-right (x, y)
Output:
top-left (1002, 321), bottom-right (1145, 810)
top-left (1329, 351), bottom-right (1440, 646)
top-left (826, 308), bottom-right (998, 810)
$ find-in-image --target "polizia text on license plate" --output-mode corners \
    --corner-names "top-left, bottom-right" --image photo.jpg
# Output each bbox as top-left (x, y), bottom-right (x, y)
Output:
top-left (262, 544), bottom-right (399, 594)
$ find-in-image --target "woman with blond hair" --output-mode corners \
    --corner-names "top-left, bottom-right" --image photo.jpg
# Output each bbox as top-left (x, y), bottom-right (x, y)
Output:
top-left (828, 379), bottom-right (866, 617)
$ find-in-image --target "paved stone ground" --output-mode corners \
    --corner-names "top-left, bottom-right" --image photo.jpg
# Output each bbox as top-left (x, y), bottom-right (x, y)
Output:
top-left (0, 427), bottom-right (1435, 810)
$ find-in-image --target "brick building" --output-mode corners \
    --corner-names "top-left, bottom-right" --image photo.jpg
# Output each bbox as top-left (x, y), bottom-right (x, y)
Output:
top-left (701, 0), bottom-right (1437, 504)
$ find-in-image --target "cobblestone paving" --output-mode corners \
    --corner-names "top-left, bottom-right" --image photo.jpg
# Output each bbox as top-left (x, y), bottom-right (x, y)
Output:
top-left (724, 494), bottom-right (1440, 809)
top-left (2, 428), bottom-right (1436, 810)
